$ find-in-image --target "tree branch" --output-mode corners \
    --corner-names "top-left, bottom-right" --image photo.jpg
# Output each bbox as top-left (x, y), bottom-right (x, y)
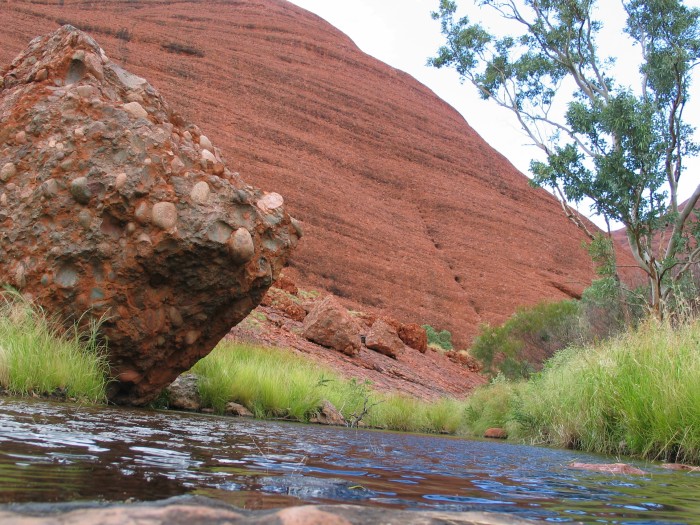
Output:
top-left (555, 185), bottom-right (596, 240)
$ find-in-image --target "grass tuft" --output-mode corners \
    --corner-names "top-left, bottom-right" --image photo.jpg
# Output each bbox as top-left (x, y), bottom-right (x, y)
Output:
top-left (191, 341), bottom-right (472, 434)
top-left (0, 290), bottom-right (109, 403)
top-left (463, 319), bottom-right (700, 463)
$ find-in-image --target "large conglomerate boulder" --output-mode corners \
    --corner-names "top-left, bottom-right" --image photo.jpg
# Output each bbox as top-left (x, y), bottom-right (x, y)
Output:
top-left (0, 26), bottom-right (300, 404)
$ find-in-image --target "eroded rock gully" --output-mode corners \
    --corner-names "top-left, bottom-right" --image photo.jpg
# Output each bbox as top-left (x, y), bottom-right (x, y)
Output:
top-left (0, 26), bottom-right (300, 404)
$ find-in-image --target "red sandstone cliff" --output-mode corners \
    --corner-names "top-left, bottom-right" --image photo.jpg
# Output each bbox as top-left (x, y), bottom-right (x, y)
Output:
top-left (0, 0), bottom-right (601, 346)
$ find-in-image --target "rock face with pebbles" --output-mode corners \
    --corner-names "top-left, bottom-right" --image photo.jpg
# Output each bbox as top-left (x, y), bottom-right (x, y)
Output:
top-left (0, 26), bottom-right (300, 405)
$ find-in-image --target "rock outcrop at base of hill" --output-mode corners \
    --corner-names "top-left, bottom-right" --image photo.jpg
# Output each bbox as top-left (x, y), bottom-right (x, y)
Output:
top-left (365, 319), bottom-right (404, 359)
top-left (302, 295), bottom-right (361, 356)
top-left (0, 26), bottom-right (299, 405)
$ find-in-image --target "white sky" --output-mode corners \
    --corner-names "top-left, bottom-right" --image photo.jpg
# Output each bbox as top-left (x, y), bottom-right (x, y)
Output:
top-left (287, 0), bottom-right (700, 229)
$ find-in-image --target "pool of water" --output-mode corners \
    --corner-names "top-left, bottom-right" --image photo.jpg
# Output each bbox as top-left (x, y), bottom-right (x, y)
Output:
top-left (1, 397), bottom-right (698, 523)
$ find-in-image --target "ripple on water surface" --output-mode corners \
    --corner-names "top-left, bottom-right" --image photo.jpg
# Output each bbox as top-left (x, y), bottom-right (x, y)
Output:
top-left (1, 398), bottom-right (699, 524)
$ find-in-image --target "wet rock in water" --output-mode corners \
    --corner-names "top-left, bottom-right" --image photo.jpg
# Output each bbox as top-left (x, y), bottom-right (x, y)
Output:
top-left (165, 375), bottom-right (201, 411)
top-left (483, 428), bottom-right (508, 440)
top-left (661, 463), bottom-right (700, 472)
top-left (309, 400), bottom-right (346, 426)
top-left (0, 496), bottom-right (544, 524)
top-left (224, 402), bottom-right (254, 417)
top-left (365, 319), bottom-right (404, 359)
top-left (398, 322), bottom-right (428, 353)
top-left (569, 462), bottom-right (646, 475)
top-left (0, 26), bottom-right (300, 405)
top-left (302, 295), bottom-right (361, 356)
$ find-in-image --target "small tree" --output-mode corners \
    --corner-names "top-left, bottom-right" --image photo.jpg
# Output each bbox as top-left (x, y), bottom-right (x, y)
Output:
top-left (430, 0), bottom-right (700, 317)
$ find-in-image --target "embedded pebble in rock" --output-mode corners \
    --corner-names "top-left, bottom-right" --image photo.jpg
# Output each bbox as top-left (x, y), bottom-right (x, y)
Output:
top-left (228, 227), bottom-right (255, 263)
top-left (201, 149), bottom-right (216, 163)
top-left (171, 156), bottom-right (185, 174)
top-left (257, 192), bottom-right (284, 213)
top-left (114, 172), bottom-right (127, 189)
top-left (0, 25), bottom-right (300, 405)
top-left (190, 181), bottom-right (210, 204)
top-left (70, 176), bottom-right (91, 204)
top-left (34, 67), bottom-right (48, 81)
top-left (78, 210), bottom-right (92, 229)
top-left (123, 101), bottom-right (148, 120)
top-left (76, 85), bottom-right (94, 98)
top-left (290, 217), bottom-right (304, 238)
top-left (208, 221), bottom-right (233, 244)
top-left (185, 330), bottom-right (200, 345)
top-left (0, 163), bottom-right (16, 182)
top-left (134, 202), bottom-right (151, 224)
top-left (152, 202), bottom-right (178, 230)
top-left (199, 135), bottom-right (213, 151)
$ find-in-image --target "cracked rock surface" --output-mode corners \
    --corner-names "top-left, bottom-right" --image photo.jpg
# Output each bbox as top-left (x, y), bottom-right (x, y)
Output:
top-left (0, 26), bottom-right (300, 404)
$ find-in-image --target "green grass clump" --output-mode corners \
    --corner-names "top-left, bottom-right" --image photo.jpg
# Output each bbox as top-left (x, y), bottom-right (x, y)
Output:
top-left (422, 325), bottom-right (453, 351)
top-left (191, 341), bottom-right (472, 434)
top-left (470, 300), bottom-right (581, 379)
top-left (463, 375), bottom-right (524, 438)
top-left (463, 319), bottom-right (700, 463)
top-left (0, 290), bottom-right (109, 403)
top-left (367, 394), bottom-right (428, 432)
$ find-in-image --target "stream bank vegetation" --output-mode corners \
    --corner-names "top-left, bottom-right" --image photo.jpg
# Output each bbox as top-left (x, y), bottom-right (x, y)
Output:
top-left (191, 341), bottom-right (466, 434)
top-left (465, 256), bottom-right (700, 463)
top-left (465, 318), bottom-right (700, 464)
top-left (3, 280), bottom-right (700, 463)
top-left (0, 290), bottom-right (108, 403)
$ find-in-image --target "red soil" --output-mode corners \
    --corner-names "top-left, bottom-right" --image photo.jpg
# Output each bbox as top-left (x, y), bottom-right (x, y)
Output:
top-left (0, 0), bottom-right (604, 346)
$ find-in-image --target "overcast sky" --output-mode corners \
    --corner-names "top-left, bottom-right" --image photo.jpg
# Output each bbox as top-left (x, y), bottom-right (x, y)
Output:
top-left (287, 0), bottom-right (700, 229)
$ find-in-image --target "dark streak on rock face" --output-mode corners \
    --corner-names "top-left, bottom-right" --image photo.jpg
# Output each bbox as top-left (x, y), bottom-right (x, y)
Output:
top-left (0, 26), bottom-right (300, 405)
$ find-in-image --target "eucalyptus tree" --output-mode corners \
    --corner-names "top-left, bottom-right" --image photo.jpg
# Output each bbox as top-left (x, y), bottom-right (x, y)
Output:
top-left (430, 0), bottom-right (700, 317)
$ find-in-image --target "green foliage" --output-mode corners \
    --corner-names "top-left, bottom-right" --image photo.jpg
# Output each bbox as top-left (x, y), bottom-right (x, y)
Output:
top-left (430, 0), bottom-right (700, 314)
top-left (463, 374), bottom-right (524, 438)
top-left (422, 324), bottom-right (454, 350)
top-left (586, 234), bottom-right (617, 279)
top-left (464, 319), bottom-right (700, 463)
top-left (192, 343), bottom-right (323, 419)
top-left (0, 290), bottom-right (109, 402)
top-left (191, 341), bottom-right (470, 434)
top-left (470, 300), bottom-right (581, 378)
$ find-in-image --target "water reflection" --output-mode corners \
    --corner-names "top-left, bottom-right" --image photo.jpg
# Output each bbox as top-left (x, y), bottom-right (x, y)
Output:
top-left (1, 397), bottom-right (699, 523)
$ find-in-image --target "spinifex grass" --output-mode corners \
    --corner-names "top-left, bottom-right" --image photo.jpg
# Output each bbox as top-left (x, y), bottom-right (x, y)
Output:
top-left (0, 290), bottom-right (109, 403)
top-left (192, 342), bottom-right (329, 419)
top-left (464, 319), bottom-right (700, 463)
top-left (191, 341), bottom-right (472, 434)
